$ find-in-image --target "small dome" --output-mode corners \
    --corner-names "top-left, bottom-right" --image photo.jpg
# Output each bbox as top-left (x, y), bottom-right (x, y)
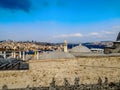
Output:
top-left (39, 51), bottom-right (75, 60)
top-left (69, 44), bottom-right (91, 53)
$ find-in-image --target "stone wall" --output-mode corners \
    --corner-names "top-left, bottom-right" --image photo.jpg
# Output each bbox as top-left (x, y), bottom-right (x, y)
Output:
top-left (0, 56), bottom-right (120, 89)
top-left (104, 42), bottom-right (120, 54)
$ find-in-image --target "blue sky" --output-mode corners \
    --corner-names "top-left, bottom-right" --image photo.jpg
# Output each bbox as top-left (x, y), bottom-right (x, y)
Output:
top-left (0, 0), bottom-right (120, 43)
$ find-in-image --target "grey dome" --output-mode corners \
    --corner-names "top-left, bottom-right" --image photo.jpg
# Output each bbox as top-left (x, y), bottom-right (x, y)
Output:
top-left (39, 51), bottom-right (75, 60)
top-left (69, 44), bottom-right (91, 53)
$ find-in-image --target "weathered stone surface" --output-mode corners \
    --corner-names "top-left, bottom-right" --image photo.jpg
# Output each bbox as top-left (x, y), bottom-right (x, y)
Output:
top-left (104, 32), bottom-right (120, 54)
top-left (2, 85), bottom-right (8, 90)
top-left (0, 56), bottom-right (120, 89)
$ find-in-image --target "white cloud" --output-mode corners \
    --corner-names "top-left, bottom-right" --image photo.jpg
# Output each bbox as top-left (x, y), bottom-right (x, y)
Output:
top-left (88, 29), bottom-right (117, 37)
top-left (102, 31), bottom-right (114, 34)
top-left (53, 33), bottom-right (83, 38)
top-left (89, 32), bottom-right (99, 36)
top-left (86, 32), bottom-right (107, 38)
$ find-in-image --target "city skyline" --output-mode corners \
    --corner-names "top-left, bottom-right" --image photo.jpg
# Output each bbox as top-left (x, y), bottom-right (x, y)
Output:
top-left (0, 0), bottom-right (120, 43)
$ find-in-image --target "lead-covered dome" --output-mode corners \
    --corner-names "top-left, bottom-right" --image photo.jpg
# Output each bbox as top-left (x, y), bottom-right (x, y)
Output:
top-left (39, 51), bottom-right (75, 60)
top-left (69, 44), bottom-right (91, 53)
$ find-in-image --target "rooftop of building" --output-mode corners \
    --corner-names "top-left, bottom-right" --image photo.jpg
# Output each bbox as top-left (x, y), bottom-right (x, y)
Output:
top-left (38, 51), bottom-right (75, 60)
top-left (69, 44), bottom-right (91, 53)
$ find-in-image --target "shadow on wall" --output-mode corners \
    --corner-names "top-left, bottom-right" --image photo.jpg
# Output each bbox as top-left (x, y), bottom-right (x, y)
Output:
top-left (2, 77), bottom-right (120, 90)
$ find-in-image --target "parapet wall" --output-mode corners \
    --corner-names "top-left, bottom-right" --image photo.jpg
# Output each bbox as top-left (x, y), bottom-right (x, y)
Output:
top-left (0, 56), bottom-right (120, 89)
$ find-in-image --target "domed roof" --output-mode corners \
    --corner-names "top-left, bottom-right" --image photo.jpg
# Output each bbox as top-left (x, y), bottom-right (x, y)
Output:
top-left (69, 44), bottom-right (91, 53)
top-left (39, 51), bottom-right (75, 60)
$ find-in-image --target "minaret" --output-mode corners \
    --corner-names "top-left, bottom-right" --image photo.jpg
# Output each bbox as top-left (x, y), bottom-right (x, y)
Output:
top-left (63, 40), bottom-right (68, 52)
